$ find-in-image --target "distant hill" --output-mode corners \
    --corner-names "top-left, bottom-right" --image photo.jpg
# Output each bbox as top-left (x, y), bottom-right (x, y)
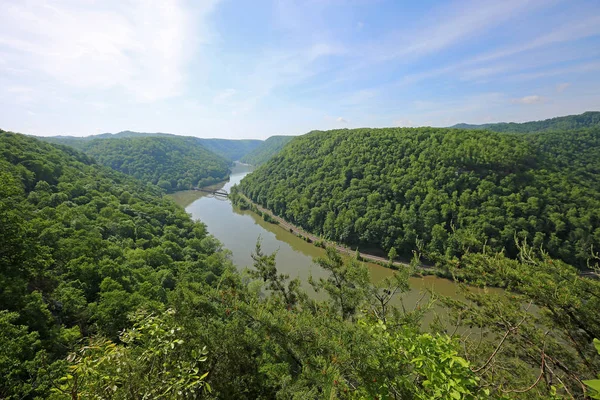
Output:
top-left (196, 138), bottom-right (262, 161)
top-left (240, 135), bottom-right (295, 165)
top-left (40, 131), bottom-right (263, 162)
top-left (40, 131), bottom-right (175, 151)
top-left (450, 111), bottom-right (600, 133)
top-left (82, 136), bottom-right (230, 192)
top-left (39, 134), bottom-right (231, 192)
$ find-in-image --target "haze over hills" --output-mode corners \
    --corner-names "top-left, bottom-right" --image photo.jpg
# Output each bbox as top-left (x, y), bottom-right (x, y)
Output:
top-left (81, 136), bottom-right (231, 192)
top-left (450, 111), bottom-right (600, 133)
top-left (240, 135), bottom-right (295, 166)
top-left (40, 131), bottom-right (265, 162)
top-left (196, 138), bottom-right (262, 162)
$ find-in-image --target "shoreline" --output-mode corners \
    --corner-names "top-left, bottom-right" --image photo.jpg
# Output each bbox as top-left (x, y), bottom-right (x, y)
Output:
top-left (236, 192), bottom-right (436, 273)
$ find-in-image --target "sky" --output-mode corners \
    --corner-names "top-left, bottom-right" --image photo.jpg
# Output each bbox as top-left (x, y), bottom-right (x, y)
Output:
top-left (1, 0), bottom-right (600, 139)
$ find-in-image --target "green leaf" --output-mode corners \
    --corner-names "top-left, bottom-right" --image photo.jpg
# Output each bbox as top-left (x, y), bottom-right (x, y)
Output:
top-left (584, 379), bottom-right (600, 393)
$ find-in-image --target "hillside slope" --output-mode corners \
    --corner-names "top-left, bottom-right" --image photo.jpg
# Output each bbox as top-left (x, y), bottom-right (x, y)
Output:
top-left (0, 130), bottom-right (231, 397)
top-left (240, 135), bottom-right (295, 165)
top-left (81, 136), bottom-right (230, 192)
top-left (1, 130), bottom-right (597, 399)
top-left (197, 138), bottom-right (263, 161)
top-left (0, 130), bottom-right (485, 399)
top-left (238, 126), bottom-right (600, 267)
top-left (41, 131), bottom-right (264, 162)
top-left (451, 111), bottom-right (600, 132)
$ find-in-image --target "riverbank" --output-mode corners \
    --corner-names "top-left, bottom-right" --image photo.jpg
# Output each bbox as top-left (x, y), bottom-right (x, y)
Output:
top-left (235, 192), bottom-right (437, 274)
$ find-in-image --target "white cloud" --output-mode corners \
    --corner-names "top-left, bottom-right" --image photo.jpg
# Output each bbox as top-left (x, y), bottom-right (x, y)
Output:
top-left (0, 0), bottom-right (220, 102)
top-left (394, 118), bottom-right (413, 127)
top-left (228, 43), bottom-right (344, 115)
top-left (369, 0), bottom-right (548, 62)
top-left (509, 61), bottom-right (600, 81)
top-left (394, 13), bottom-right (600, 88)
top-left (337, 117), bottom-right (348, 123)
top-left (511, 95), bottom-right (544, 105)
top-left (556, 82), bottom-right (571, 93)
top-left (470, 15), bottom-right (600, 65)
top-left (213, 88), bottom-right (237, 104)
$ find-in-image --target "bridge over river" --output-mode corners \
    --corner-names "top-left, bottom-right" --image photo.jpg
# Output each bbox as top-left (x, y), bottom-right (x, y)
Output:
top-left (192, 187), bottom-right (229, 198)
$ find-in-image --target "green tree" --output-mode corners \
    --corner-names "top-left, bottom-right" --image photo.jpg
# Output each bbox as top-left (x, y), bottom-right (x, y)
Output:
top-left (388, 247), bottom-right (398, 264)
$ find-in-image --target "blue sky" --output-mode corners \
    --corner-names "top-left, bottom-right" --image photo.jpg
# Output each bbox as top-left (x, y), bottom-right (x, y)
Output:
top-left (1, 0), bottom-right (599, 139)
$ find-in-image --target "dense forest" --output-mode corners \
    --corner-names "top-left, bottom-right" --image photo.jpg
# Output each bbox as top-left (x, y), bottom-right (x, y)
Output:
top-left (40, 130), bottom-right (175, 150)
top-left (80, 136), bottom-right (231, 192)
top-left (197, 138), bottom-right (263, 161)
top-left (0, 131), bottom-right (230, 397)
top-left (42, 131), bottom-right (264, 163)
top-left (1, 130), bottom-right (599, 398)
top-left (451, 111), bottom-right (600, 133)
top-left (240, 135), bottom-right (295, 165)
top-left (238, 126), bottom-right (600, 268)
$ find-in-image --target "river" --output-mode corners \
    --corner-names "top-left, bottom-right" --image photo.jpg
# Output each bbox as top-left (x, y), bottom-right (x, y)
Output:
top-left (169, 163), bottom-right (492, 310)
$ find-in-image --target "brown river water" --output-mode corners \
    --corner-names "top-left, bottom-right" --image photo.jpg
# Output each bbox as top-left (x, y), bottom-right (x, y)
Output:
top-left (169, 163), bottom-right (502, 320)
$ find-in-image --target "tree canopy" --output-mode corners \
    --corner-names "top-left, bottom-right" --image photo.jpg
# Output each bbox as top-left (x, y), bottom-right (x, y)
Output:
top-left (0, 131), bottom-right (231, 397)
top-left (451, 111), bottom-right (600, 133)
top-left (239, 126), bottom-right (600, 268)
top-left (197, 138), bottom-right (263, 161)
top-left (80, 136), bottom-right (231, 192)
top-left (1, 130), bottom-right (599, 399)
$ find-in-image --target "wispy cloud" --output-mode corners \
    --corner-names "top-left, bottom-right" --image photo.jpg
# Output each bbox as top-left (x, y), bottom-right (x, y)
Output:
top-left (213, 88), bottom-right (237, 104)
top-left (0, 0), bottom-right (220, 102)
top-left (337, 117), bottom-right (348, 123)
top-left (511, 95), bottom-right (545, 105)
top-left (359, 0), bottom-right (550, 64)
top-left (393, 118), bottom-right (413, 127)
top-left (395, 13), bottom-right (600, 87)
top-left (508, 61), bottom-right (600, 81)
top-left (469, 14), bottom-right (600, 65)
top-left (556, 82), bottom-right (571, 93)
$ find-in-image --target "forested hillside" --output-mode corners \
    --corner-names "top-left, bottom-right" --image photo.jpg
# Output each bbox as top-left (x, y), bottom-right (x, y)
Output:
top-left (1, 130), bottom-right (598, 399)
top-left (239, 127), bottom-right (600, 268)
top-left (42, 131), bottom-right (264, 163)
top-left (40, 130), bottom-right (174, 150)
top-left (451, 111), bottom-right (600, 133)
top-left (0, 131), bottom-right (232, 397)
top-left (240, 135), bottom-right (294, 165)
top-left (197, 138), bottom-right (263, 161)
top-left (80, 136), bottom-right (230, 192)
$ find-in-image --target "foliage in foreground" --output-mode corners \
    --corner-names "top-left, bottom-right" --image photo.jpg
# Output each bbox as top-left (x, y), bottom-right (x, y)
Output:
top-left (51, 310), bottom-right (209, 399)
top-left (437, 240), bottom-right (600, 398)
top-left (0, 131), bottom-right (229, 398)
top-left (2, 130), bottom-right (599, 399)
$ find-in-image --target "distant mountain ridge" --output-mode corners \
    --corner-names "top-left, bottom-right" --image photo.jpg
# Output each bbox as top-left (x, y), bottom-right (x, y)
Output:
top-left (240, 135), bottom-right (295, 165)
top-left (450, 111), bottom-right (600, 133)
top-left (197, 138), bottom-right (262, 161)
top-left (39, 130), bottom-right (263, 162)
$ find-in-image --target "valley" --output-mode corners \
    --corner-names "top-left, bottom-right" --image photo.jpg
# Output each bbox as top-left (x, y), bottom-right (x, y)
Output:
top-left (2, 112), bottom-right (600, 399)
top-left (169, 164), bottom-right (469, 306)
